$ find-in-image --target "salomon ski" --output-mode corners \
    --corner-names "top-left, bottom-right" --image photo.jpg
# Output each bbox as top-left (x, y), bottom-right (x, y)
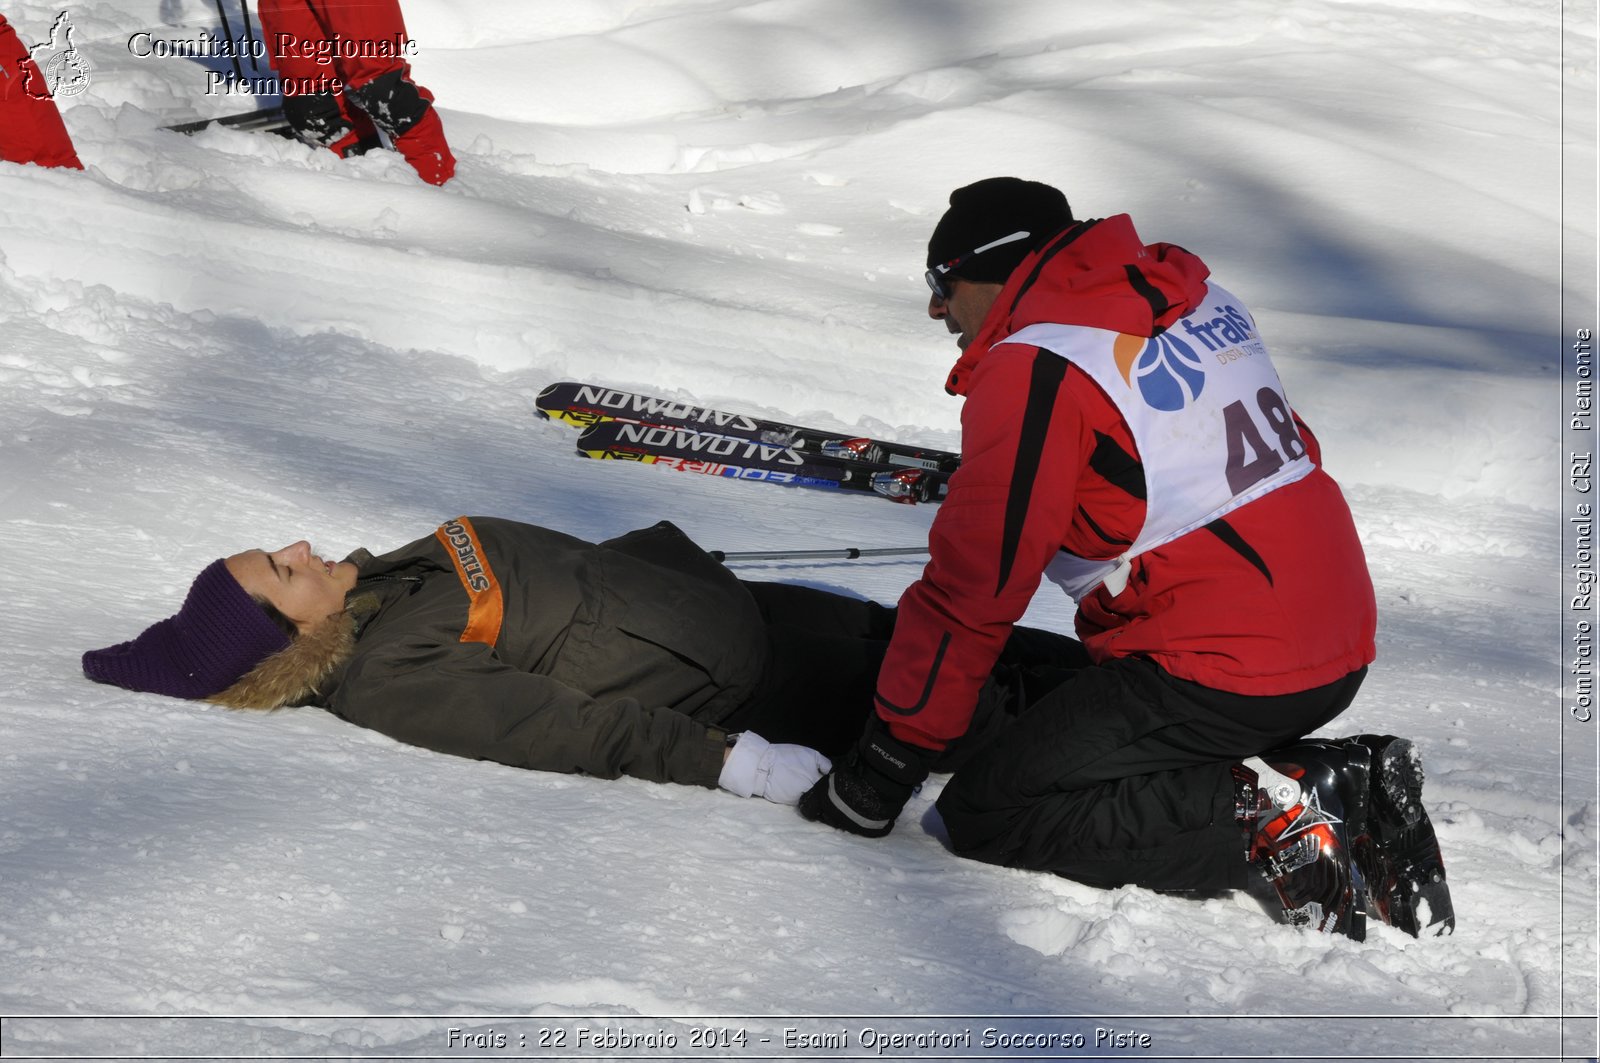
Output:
top-left (576, 420), bottom-right (948, 504)
top-left (537, 381), bottom-right (960, 474)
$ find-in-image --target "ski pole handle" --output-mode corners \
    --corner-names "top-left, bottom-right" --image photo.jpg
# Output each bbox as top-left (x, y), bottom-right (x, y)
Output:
top-left (710, 546), bottom-right (928, 563)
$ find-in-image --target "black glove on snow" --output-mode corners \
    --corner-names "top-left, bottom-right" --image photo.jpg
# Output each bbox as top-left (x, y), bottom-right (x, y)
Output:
top-left (798, 721), bottom-right (933, 838)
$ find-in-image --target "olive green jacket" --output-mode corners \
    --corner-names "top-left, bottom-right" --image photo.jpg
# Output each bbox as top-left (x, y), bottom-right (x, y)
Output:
top-left (314, 518), bottom-right (765, 787)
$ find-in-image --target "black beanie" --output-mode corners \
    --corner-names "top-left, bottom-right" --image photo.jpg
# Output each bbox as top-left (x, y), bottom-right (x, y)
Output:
top-left (926, 177), bottom-right (1074, 283)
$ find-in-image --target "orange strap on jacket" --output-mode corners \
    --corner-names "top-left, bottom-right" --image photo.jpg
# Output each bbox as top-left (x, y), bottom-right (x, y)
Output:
top-left (435, 517), bottom-right (504, 646)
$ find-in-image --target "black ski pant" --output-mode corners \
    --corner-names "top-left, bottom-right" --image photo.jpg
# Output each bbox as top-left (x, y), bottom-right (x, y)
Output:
top-left (719, 580), bottom-right (893, 758)
top-left (934, 656), bottom-right (1367, 891)
top-left (723, 581), bottom-right (1080, 763)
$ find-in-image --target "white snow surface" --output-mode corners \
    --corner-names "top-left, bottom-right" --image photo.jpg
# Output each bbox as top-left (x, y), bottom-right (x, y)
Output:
top-left (0, 0), bottom-right (1595, 1059)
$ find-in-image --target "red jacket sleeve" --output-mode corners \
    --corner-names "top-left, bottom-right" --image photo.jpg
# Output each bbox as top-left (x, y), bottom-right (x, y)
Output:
top-left (874, 344), bottom-right (1084, 751)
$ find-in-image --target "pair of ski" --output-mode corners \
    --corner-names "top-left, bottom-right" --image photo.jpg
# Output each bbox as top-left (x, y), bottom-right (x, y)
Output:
top-left (535, 382), bottom-right (960, 505)
top-left (164, 106), bottom-right (292, 138)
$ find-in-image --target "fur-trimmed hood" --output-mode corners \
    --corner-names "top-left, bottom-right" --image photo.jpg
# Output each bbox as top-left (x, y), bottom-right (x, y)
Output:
top-left (207, 593), bottom-right (377, 710)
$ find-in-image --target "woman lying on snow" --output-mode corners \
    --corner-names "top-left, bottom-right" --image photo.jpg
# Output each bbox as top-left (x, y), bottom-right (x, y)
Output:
top-left (83, 516), bottom-right (1061, 804)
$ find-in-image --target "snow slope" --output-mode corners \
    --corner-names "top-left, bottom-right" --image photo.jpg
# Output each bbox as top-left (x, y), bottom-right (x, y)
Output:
top-left (0, 0), bottom-right (1594, 1059)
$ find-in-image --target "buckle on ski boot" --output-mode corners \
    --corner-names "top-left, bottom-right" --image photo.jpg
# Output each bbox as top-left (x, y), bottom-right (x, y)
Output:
top-left (1242, 741), bottom-right (1370, 940)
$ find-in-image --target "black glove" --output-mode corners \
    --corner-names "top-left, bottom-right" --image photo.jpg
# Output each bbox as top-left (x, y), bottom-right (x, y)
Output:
top-left (798, 722), bottom-right (932, 838)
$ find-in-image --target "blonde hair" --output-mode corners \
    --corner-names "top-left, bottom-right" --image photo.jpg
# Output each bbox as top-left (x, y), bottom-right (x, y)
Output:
top-left (208, 593), bottom-right (376, 710)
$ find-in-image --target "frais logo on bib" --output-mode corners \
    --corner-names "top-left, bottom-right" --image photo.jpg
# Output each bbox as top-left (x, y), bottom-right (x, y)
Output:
top-left (1113, 332), bottom-right (1206, 412)
top-left (1110, 297), bottom-right (1261, 413)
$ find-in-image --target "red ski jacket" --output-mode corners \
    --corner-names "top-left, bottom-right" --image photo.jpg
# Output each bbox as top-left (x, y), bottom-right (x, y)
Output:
top-left (0, 12), bottom-right (83, 170)
top-left (875, 215), bottom-right (1377, 752)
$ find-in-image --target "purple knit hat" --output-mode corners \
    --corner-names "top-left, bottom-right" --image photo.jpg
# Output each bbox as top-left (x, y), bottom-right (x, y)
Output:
top-left (82, 559), bottom-right (292, 699)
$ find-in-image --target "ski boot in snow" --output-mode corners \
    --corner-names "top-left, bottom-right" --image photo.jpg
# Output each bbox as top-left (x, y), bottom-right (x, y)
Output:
top-left (348, 70), bottom-right (456, 186)
top-left (280, 90), bottom-right (382, 159)
top-left (1235, 739), bottom-right (1369, 940)
top-left (1345, 734), bottom-right (1455, 937)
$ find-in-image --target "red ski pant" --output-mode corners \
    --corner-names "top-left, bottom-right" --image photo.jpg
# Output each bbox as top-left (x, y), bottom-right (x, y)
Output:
top-left (0, 12), bottom-right (82, 169)
top-left (255, 0), bottom-right (453, 184)
top-left (255, 0), bottom-right (420, 95)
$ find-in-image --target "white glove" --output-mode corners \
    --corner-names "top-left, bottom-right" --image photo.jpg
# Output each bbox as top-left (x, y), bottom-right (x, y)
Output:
top-left (718, 732), bottom-right (832, 805)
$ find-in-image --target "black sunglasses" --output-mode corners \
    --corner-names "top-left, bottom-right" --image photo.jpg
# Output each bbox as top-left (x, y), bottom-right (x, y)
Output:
top-left (924, 230), bottom-right (1032, 300)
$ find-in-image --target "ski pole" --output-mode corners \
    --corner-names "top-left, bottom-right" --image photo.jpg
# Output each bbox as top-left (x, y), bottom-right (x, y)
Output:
top-left (710, 546), bottom-right (927, 563)
top-left (214, 0), bottom-right (243, 82)
top-left (238, 0), bottom-right (259, 73)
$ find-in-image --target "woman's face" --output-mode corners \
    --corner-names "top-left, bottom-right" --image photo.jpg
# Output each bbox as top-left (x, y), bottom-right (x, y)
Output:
top-left (224, 541), bottom-right (357, 633)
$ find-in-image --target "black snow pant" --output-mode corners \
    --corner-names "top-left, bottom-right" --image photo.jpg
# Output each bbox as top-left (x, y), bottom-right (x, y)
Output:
top-left (723, 581), bottom-right (1079, 763)
top-left (718, 580), bottom-right (894, 758)
top-left (934, 655), bottom-right (1367, 892)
